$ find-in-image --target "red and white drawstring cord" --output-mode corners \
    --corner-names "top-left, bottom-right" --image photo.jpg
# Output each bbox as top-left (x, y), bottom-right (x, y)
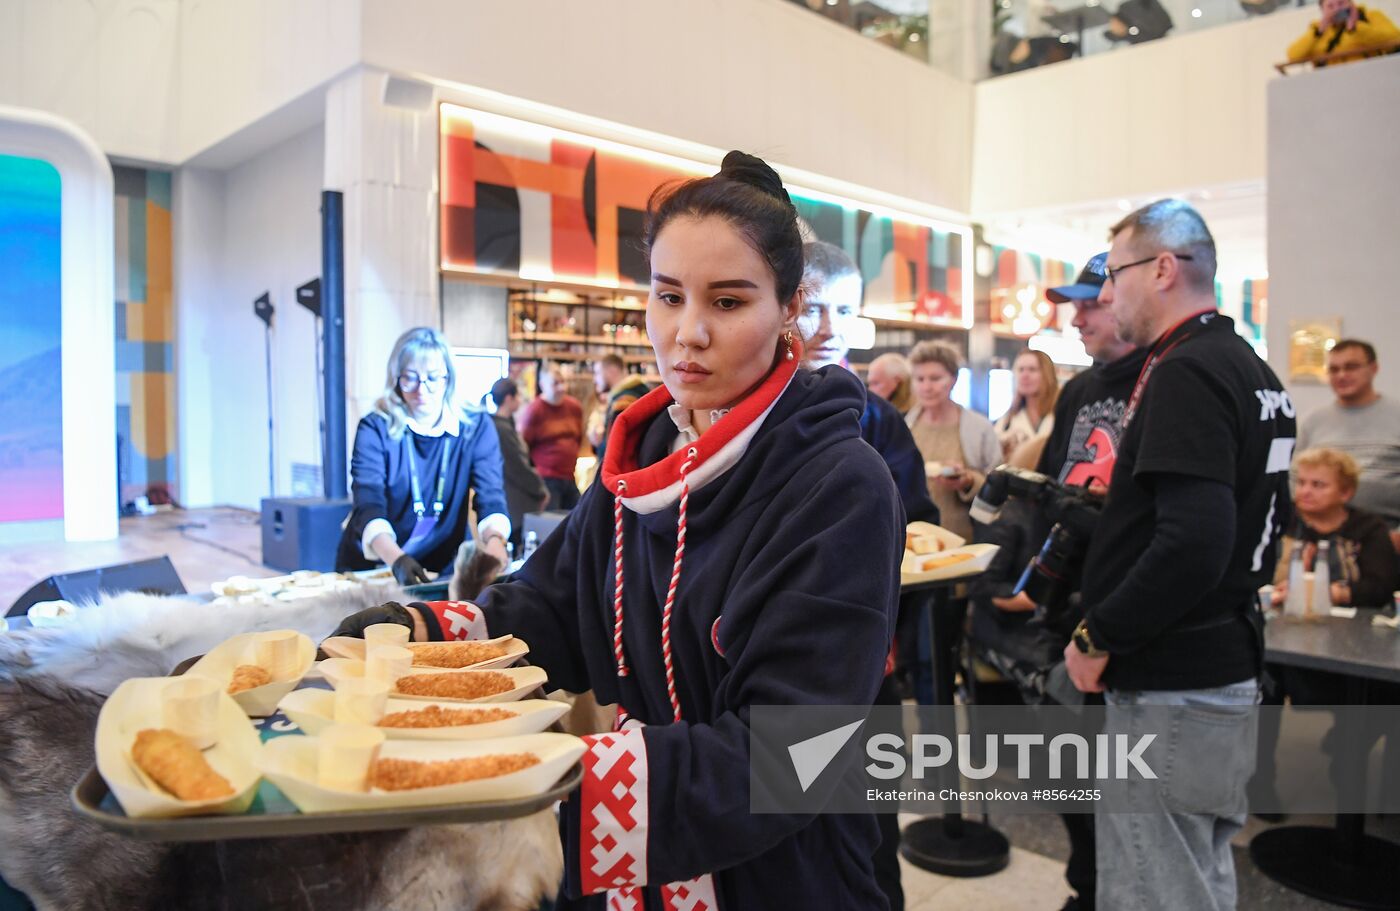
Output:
top-left (610, 447), bottom-right (696, 724)
top-left (612, 479), bottom-right (629, 677)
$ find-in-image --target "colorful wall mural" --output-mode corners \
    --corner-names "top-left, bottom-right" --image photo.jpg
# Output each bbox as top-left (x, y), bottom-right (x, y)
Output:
top-left (113, 165), bottom-right (176, 506)
top-left (1241, 277), bottom-right (1267, 344)
top-left (0, 153), bottom-right (63, 523)
top-left (440, 104), bottom-right (965, 323)
top-left (989, 245), bottom-right (1077, 335)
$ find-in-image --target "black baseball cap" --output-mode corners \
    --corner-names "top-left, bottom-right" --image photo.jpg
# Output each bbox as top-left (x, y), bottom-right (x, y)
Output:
top-left (1047, 252), bottom-right (1108, 304)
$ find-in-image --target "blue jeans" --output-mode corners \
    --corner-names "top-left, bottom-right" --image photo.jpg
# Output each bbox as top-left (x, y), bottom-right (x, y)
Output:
top-left (1096, 679), bottom-right (1259, 911)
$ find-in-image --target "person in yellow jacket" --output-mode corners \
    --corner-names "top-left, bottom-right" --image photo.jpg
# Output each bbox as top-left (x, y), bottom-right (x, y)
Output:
top-left (1287, 0), bottom-right (1400, 66)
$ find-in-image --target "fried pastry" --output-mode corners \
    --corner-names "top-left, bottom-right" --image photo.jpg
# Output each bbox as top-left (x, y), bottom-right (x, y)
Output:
top-left (377, 705), bottom-right (516, 728)
top-left (916, 552), bottom-right (975, 572)
top-left (369, 753), bottom-right (540, 790)
top-left (393, 671), bottom-right (515, 700)
top-left (228, 664), bottom-right (272, 694)
top-left (131, 728), bottom-right (234, 801)
top-left (409, 641), bottom-right (510, 668)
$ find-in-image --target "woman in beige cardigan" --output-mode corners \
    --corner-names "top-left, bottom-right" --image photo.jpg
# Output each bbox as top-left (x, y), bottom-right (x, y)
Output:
top-left (905, 340), bottom-right (1001, 542)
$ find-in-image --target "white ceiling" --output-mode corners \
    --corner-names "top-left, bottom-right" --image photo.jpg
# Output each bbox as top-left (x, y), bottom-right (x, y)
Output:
top-left (978, 180), bottom-right (1268, 281)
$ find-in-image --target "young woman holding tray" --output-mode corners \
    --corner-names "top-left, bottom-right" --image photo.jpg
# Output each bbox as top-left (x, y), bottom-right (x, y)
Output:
top-left (334, 152), bottom-right (904, 910)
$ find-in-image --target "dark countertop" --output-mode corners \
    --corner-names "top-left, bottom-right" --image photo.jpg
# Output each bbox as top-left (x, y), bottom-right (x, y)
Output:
top-left (1265, 611), bottom-right (1400, 684)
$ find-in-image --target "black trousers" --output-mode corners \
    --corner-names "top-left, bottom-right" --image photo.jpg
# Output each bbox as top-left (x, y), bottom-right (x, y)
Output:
top-left (872, 674), bottom-right (905, 911)
top-left (544, 476), bottom-right (580, 511)
top-left (1062, 811), bottom-right (1096, 907)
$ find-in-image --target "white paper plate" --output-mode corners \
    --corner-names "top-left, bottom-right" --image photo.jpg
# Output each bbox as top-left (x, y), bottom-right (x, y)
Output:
top-left (95, 677), bottom-right (261, 818)
top-left (278, 690), bottom-right (569, 740)
top-left (320, 635), bottom-right (529, 670)
top-left (901, 543), bottom-right (999, 584)
top-left (318, 660), bottom-right (548, 704)
top-left (186, 631), bottom-right (316, 717)
top-left (211, 572), bottom-right (362, 600)
top-left (905, 521), bottom-right (966, 551)
top-left (259, 732), bottom-right (585, 813)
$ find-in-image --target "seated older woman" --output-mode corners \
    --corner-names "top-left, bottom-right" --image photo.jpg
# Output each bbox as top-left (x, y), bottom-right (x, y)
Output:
top-left (1272, 447), bottom-right (1398, 609)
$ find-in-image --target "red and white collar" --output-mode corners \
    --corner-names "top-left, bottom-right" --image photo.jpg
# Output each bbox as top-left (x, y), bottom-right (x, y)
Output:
top-left (600, 353), bottom-right (798, 516)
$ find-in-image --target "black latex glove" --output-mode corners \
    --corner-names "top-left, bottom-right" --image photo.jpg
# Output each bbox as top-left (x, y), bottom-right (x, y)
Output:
top-left (392, 553), bottom-right (431, 586)
top-left (327, 600), bottom-right (415, 641)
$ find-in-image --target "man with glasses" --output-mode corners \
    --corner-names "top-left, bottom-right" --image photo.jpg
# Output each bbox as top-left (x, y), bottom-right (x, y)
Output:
top-left (1297, 339), bottom-right (1400, 549)
top-left (1063, 200), bottom-right (1294, 910)
top-left (982, 252), bottom-right (1145, 911)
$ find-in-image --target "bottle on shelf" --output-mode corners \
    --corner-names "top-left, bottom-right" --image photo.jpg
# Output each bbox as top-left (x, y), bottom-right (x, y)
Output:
top-left (1283, 540), bottom-right (1307, 619)
top-left (1311, 539), bottom-right (1331, 618)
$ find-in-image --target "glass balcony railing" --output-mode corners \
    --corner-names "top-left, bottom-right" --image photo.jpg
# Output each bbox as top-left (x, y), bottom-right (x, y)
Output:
top-left (785, 0), bottom-right (1315, 80)
top-left (988, 0), bottom-right (1307, 77)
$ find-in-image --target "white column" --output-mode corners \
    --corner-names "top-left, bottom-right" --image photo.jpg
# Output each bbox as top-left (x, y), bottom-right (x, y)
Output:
top-left (171, 166), bottom-right (225, 509)
top-left (323, 68), bottom-right (440, 429)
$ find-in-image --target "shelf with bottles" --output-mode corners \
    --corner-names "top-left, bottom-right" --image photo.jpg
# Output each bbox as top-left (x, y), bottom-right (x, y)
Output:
top-left (511, 291), bottom-right (647, 346)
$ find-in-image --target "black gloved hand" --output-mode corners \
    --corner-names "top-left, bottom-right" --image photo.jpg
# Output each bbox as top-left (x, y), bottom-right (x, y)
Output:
top-left (327, 600), bottom-right (415, 641)
top-left (392, 553), bottom-right (431, 586)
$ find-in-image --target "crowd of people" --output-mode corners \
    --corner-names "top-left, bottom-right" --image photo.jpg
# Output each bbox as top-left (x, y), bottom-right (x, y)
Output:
top-left (325, 154), bottom-right (1397, 910)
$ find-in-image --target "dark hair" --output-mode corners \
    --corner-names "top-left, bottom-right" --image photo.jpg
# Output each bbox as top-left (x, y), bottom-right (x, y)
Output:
top-left (489, 377), bottom-right (518, 406)
top-left (803, 240), bottom-right (860, 289)
top-left (1330, 339), bottom-right (1377, 364)
top-left (644, 151), bottom-right (804, 302)
top-left (598, 353), bottom-right (625, 372)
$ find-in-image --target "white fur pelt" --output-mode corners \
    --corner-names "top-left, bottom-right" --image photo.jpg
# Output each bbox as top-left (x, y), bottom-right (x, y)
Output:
top-left (0, 587), bottom-right (562, 911)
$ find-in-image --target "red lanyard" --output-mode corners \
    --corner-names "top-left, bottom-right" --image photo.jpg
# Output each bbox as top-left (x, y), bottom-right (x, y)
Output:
top-left (1121, 309), bottom-right (1217, 431)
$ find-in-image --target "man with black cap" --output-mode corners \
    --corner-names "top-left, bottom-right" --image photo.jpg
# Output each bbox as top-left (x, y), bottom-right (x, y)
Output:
top-left (1036, 252), bottom-right (1148, 490)
top-left (989, 253), bottom-right (1145, 911)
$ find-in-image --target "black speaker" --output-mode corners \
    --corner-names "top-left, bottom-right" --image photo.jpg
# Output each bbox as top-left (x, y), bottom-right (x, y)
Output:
top-left (261, 497), bottom-right (352, 572)
top-left (6, 556), bottom-right (187, 618)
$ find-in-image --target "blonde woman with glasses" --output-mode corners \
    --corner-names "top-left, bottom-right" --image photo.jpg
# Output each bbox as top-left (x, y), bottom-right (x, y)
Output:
top-left (334, 327), bottom-right (511, 584)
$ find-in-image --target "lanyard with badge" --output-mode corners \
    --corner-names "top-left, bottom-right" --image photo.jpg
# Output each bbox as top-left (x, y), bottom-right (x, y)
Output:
top-left (1120, 309), bottom-right (1218, 431)
top-left (403, 432), bottom-right (452, 553)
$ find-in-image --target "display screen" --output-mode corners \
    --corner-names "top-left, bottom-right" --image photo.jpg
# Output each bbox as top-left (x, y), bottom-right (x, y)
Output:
top-left (0, 153), bottom-right (63, 522)
top-left (452, 347), bottom-right (510, 412)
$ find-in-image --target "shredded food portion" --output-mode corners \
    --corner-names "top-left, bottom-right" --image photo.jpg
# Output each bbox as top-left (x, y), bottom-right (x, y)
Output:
top-left (228, 664), bottom-right (272, 694)
top-left (378, 705), bottom-right (517, 728)
top-left (393, 671), bottom-right (515, 700)
top-left (131, 728), bottom-right (234, 801)
top-left (369, 753), bottom-right (540, 790)
top-left (409, 641), bottom-right (510, 668)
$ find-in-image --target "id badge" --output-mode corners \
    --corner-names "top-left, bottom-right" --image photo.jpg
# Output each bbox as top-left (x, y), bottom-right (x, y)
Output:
top-left (403, 515), bottom-right (439, 552)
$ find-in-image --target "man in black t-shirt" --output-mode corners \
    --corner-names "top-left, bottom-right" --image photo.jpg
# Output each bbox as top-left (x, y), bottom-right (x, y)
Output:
top-left (980, 252), bottom-right (1144, 911)
top-left (1064, 200), bottom-right (1295, 910)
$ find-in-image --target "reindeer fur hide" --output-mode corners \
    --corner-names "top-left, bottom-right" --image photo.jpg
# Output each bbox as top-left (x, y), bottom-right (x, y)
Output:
top-left (0, 587), bottom-right (561, 911)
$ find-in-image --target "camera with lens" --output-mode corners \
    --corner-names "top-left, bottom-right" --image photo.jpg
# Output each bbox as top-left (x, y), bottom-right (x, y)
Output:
top-left (970, 466), bottom-right (1103, 628)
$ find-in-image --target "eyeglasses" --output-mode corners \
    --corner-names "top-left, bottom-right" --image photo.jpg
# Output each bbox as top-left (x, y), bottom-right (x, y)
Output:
top-left (398, 372), bottom-right (447, 392)
top-left (1103, 253), bottom-right (1194, 284)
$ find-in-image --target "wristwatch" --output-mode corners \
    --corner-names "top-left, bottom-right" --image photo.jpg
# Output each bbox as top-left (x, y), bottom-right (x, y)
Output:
top-left (1072, 620), bottom-right (1108, 658)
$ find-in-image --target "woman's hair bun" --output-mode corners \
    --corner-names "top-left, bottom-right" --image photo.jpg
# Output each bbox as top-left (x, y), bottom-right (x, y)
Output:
top-left (718, 151), bottom-right (792, 209)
